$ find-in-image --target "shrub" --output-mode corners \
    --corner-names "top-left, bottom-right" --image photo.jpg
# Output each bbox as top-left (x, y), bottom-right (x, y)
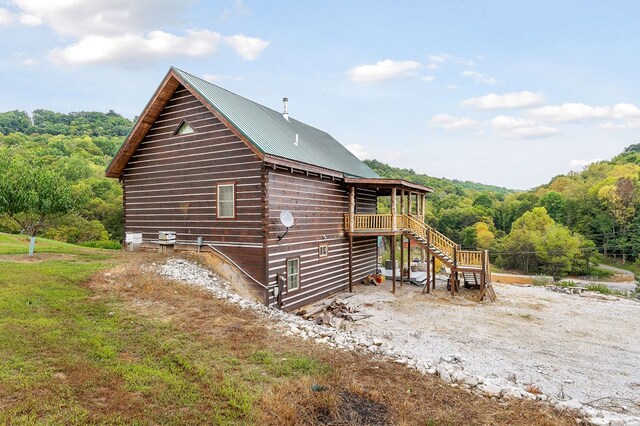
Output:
top-left (531, 276), bottom-right (553, 286)
top-left (80, 240), bottom-right (121, 250)
top-left (585, 283), bottom-right (613, 295)
top-left (556, 280), bottom-right (577, 288)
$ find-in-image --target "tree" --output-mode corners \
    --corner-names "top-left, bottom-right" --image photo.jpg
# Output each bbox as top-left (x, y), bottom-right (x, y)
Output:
top-left (473, 193), bottom-right (494, 210)
top-left (539, 191), bottom-right (567, 224)
top-left (0, 159), bottom-right (73, 255)
top-left (0, 110), bottom-right (32, 134)
top-left (497, 207), bottom-right (589, 279)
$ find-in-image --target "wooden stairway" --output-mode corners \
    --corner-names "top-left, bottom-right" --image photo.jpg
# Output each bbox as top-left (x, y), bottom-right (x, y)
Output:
top-left (400, 214), bottom-right (495, 302)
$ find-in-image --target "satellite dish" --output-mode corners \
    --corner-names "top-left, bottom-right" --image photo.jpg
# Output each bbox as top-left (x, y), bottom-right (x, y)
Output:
top-left (278, 210), bottom-right (294, 241)
top-left (279, 210), bottom-right (294, 228)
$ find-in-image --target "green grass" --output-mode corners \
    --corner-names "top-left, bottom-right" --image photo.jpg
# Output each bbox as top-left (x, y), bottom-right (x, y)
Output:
top-left (0, 234), bottom-right (259, 423)
top-left (585, 283), bottom-right (614, 295)
top-left (0, 232), bottom-right (105, 255)
top-left (0, 233), bottom-right (340, 424)
top-left (556, 280), bottom-right (577, 288)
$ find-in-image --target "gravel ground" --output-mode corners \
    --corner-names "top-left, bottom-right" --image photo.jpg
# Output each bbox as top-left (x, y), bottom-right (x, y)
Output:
top-left (155, 257), bottom-right (640, 424)
top-left (345, 279), bottom-right (640, 417)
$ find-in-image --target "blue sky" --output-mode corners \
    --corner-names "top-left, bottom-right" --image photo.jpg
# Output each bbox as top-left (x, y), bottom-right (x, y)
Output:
top-left (1, 1), bottom-right (639, 189)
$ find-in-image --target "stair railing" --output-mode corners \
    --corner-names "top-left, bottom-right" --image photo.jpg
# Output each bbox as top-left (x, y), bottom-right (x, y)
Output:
top-left (404, 214), bottom-right (456, 260)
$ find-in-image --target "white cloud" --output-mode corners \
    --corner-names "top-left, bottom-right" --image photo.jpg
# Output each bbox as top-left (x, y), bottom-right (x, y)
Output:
top-left (420, 75), bottom-right (435, 82)
top-left (348, 59), bottom-right (422, 84)
top-left (19, 13), bottom-right (41, 26)
top-left (224, 34), bottom-right (269, 60)
top-left (428, 53), bottom-right (453, 63)
top-left (527, 102), bottom-right (640, 130)
top-left (0, 8), bottom-right (14, 25)
top-left (462, 91), bottom-right (545, 109)
top-left (428, 53), bottom-right (474, 67)
top-left (12, 0), bottom-right (183, 36)
top-left (528, 103), bottom-right (611, 121)
top-left (22, 58), bottom-right (38, 66)
top-left (610, 103), bottom-right (640, 120)
top-left (430, 114), bottom-right (481, 130)
top-left (426, 63), bottom-right (439, 70)
top-left (462, 70), bottom-right (497, 85)
top-left (346, 144), bottom-right (369, 160)
top-left (569, 159), bottom-right (602, 169)
top-left (601, 120), bottom-right (640, 130)
top-left (10, 0), bottom-right (269, 66)
top-left (51, 30), bottom-right (223, 66)
top-left (489, 115), bottom-right (558, 139)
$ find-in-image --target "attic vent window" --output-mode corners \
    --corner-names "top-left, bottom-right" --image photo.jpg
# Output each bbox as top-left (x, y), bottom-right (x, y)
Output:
top-left (174, 121), bottom-right (195, 135)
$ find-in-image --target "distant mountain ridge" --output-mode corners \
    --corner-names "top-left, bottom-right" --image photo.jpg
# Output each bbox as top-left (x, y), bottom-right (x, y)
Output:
top-left (364, 159), bottom-right (516, 196)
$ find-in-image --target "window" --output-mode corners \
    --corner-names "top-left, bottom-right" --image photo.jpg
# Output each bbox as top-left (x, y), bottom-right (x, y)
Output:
top-left (287, 258), bottom-right (300, 290)
top-left (174, 120), bottom-right (195, 135)
top-left (319, 244), bottom-right (328, 258)
top-left (217, 184), bottom-right (235, 218)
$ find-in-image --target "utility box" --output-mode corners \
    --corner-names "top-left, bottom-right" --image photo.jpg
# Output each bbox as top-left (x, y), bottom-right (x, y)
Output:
top-left (158, 231), bottom-right (176, 243)
top-left (125, 232), bottom-right (143, 251)
top-left (158, 231), bottom-right (176, 253)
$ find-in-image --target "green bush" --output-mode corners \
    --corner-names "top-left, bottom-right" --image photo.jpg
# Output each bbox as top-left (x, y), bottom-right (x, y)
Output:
top-left (585, 283), bottom-right (613, 295)
top-left (80, 240), bottom-right (121, 250)
top-left (556, 280), bottom-right (577, 288)
top-left (531, 276), bottom-right (553, 286)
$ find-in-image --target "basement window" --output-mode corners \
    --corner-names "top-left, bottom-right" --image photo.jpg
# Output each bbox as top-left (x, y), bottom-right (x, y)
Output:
top-left (217, 184), bottom-right (235, 218)
top-left (174, 120), bottom-right (195, 135)
top-left (287, 258), bottom-right (300, 290)
top-left (319, 244), bottom-right (328, 258)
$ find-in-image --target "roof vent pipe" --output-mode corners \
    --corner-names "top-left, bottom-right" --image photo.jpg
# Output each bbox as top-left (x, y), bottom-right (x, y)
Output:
top-left (282, 97), bottom-right (289, 122)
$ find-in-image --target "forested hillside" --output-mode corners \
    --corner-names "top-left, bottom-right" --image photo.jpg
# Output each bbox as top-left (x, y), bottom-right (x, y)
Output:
top-left (369, 148), bottom-right (640, 278)
top-left (0, 109), bottom-right (132, 247)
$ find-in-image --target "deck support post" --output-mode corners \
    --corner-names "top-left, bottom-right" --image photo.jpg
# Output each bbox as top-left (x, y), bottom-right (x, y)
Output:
top-left (480, 249), bottom-right (486, 297)
top-left (399, 234), bottom-right (404, 287)
top-left (391, 188), bottom-right (397, 232)
top-left (424, 251), bottom-right (431, 294)
top-left (348, 187), bottom-right (355, 233)
top-left (391, 235), bottom-right (396, 294)
top-left (407, 238), bottom-right (411, 284)
top-left (432, 255), bottom-right (436, 290)
top-left (348, 235), bottom-right (353, 292)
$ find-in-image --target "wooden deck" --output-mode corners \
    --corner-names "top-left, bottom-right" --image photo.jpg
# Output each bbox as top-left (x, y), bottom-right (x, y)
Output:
top-left (344, 213), bottom-right (494, 301)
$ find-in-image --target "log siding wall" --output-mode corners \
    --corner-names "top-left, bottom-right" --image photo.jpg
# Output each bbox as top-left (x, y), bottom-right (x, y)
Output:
top-left (120, 84), bottom-right (379, 309)
top-left (122, 85), bottom-right (266, 282)
top-left (266, 169), bottom-right (377, 310)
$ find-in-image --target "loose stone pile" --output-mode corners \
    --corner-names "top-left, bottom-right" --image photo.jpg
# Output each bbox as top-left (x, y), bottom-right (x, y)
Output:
top-left (155, 258), bottom-right (639, 426)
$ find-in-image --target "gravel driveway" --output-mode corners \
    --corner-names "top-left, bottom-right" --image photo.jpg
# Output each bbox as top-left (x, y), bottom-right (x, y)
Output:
top-left (345, 280), bottom-right (640, 417)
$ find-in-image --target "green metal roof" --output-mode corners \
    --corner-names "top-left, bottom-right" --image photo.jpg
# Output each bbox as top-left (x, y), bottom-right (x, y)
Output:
top-left (173, 68), bottom-right (379, 178)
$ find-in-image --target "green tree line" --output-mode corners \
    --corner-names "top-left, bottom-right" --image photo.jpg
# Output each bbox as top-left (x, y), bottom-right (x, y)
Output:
top-left (367, 146), bottom-right (640, 279)
top-left (0, 110), bottom-right (132, 248)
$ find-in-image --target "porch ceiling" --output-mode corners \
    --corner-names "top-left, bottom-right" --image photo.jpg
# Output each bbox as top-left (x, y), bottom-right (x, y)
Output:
top-left (343, 177), bottom-right (434, 195)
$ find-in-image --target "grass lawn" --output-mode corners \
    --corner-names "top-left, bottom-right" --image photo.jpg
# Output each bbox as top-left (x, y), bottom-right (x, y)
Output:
top-left (0, 232), bottom-right (577, 425)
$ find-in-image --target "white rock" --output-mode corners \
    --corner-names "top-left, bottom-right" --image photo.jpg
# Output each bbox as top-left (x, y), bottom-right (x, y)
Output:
top-left (465, 375), bottom-right (480, 387)
top-left (478, 382), bottom-right (502, 396)
top-left (440, 369), bottom-right (452, 383)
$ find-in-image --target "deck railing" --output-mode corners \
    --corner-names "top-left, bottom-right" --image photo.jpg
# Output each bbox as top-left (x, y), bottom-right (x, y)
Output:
top-left (344, 213), bottom-right (394, 230)
top-left (456, 250), bottom-right (483, 267)
top-left (344, 213), bottom-right (484, 268)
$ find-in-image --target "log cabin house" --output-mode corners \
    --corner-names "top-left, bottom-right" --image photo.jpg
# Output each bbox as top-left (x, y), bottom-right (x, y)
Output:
top-left (106, 67), bottom-right (492, 311)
